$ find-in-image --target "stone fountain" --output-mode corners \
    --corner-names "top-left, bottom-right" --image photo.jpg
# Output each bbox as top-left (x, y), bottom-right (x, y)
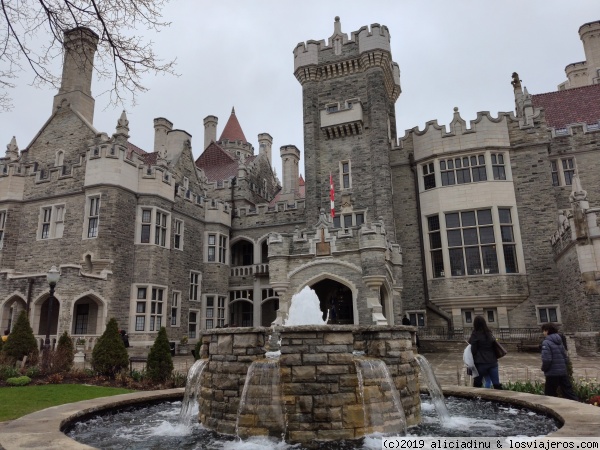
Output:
top-left (196, 289), bottom-right (421, 446)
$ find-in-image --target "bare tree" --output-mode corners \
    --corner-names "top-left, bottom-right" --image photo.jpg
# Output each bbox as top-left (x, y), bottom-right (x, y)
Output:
top-left (0, 0), bottom-right (176, 112)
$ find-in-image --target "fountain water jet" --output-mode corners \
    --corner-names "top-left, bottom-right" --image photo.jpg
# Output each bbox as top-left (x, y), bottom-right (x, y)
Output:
top-left (236, 359), bottom-right (286, 439)
top-left (414, 354), bottom-right (451, 424)
top-left (179, 359), bottom-right (208, 425)
top-left (355, 357), bottom-right (407, 435)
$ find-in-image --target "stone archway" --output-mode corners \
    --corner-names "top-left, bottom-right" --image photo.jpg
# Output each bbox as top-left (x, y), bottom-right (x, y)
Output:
top-left (37, 295), bottom-right (60, 336)
top-left (1, 295), bottom-right (27, 333)
top-left (261, 297), bottom-right (279, 326)
top-left (310, 279), bottom-right (354, 324)
top-left (72, 295), bottom-right (103, 335)
top-left (229, 299), bottom-right (253, 327)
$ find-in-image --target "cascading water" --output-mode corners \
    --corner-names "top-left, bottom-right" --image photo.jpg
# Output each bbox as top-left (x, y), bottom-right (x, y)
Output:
top-left (236, 359), bottom-right (286, 440)
top-left (179, 359), bottom-right (208, 426)
top-left (414, 354), bottom-right (451, 425)
top-left (283, 285), bottom-right (327, 325)
top-left (355, 357), bottom-right (407, 435)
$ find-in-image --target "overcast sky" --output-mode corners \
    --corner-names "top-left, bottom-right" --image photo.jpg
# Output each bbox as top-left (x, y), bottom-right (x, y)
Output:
top-left (1, 1), bottom-right (598, 180)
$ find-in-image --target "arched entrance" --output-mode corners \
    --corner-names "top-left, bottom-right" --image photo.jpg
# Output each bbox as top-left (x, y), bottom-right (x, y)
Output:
top-left (1, 296), bottom-right (27, 333)
top-left (72, 296), bottom-right (103, 335)
top-left (311, 279), bottom-right (354, 324)
top-left (37, 295), bottom-right (60, 336)
top-left (229, 299), bottom-right (253, 327)
top-left (261, 297), bottom-right (279, 326)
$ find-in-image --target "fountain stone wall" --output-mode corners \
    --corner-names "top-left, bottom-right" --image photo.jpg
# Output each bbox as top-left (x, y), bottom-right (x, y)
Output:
top-left (198, 325), bottom-right (421, 445)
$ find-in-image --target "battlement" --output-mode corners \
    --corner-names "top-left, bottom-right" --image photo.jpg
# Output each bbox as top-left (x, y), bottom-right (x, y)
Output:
top-left (397, 108), bottom-right (516, 161)
top-left (235, 199), bottom-right (306, 217)
top-left (293, 19), bottom-right (392, 72)
top-left (579, 20), bottom-right (600, 36)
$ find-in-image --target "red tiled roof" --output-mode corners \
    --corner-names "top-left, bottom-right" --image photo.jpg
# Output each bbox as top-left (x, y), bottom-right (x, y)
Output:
top-left (531, 84), bottom-right (600, 129)
top-left (270, 176), bottom-right (306, 205)
top-left (144, 152), bottom-right (159, 166)
top-left (128, 142), bottom-right (147, 156)
top-left (195, 141), bottom-right (238, 182)
top-left (219, 107), bottom-right (247, 142)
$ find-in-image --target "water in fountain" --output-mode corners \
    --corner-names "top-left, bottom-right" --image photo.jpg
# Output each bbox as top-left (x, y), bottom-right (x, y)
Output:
top-left (236, 359), bottom-right (286, 440)
top-left (284, 285), bottom-right (327, 326)
top-left (179, 359), bottom-right (207, 426)
top-left (355, 357), bottom-right (407, 435)
top-left (414, 354), bottom-right (451, 424)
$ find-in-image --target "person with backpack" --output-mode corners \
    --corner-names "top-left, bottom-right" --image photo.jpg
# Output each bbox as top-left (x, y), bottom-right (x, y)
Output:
top-left (468, 315), bottom-right (502, 389)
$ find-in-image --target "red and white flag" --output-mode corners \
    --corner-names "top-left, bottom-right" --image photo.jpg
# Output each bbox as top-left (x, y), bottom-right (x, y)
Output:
top-left (329, 172), bottom-right (335, 218)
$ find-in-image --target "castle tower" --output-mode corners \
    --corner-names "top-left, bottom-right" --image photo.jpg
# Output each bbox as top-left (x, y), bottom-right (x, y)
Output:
top-left (52, 27), bottom-right (99, 123)
top-left (580, 20), bottom-right (600, 86)
top-left (279, 145), bottom-right (300, 203)
top-left (218, 108), bottom-right (254, 160)
top-left (293, 17), bottom-right (401, 232)
top-left (153, 117), bottom-right (173, 155)
top-left (561, 20), bottom-right (600, 89)
top-left (204, 115), bottom-right (218, 149)
top-left (258, 133), bottom-right (273, 164)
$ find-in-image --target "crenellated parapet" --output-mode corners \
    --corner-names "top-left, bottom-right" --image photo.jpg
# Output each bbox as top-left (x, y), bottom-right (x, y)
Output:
top-left (397, 108), bottom-right (517, 162)
top-left (293, 17), bottom-right (400, 101)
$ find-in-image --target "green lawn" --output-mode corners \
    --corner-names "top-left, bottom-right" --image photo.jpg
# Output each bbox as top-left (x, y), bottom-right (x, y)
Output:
top-left (0, 384), bottom-right (135, 421)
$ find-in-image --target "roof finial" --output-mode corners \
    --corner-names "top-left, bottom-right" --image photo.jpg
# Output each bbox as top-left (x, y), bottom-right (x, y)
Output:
top-left (334, 16), bottom-right (342, 35)
top-left (231, 106), bottom-right (236, 115)
top-left (6, 136), bottom-right (19, 160)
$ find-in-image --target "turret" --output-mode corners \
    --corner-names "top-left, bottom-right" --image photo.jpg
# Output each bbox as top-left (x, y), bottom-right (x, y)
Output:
top-left (560, 20), bottom-right (600, 89)
top-left (52, 27), bottom-right (99, 123)
top-left (154, 117), bottom-right (173, 155)
top-left (258, 133), bottom-right (273, 164)
top-left (204, 115), bottom-right (218, 150)
top-left (580, 20), bottom-right (600, 86)
top-left (279, 145), bottom-right (300, 203)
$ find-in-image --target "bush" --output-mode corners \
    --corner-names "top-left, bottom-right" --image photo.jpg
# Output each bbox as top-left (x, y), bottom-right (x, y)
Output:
top-left (25, 366), bottom-right (41, 378)
top-left (52, 331), bottom-right (74, 373)
top-left (6, 375), bottom-right (31, 386)
top-left (194, 339), bottom-right (202, 361)
top-left (0, 365), bottom-right (20, 380)
top-left (91, 318), bottom-right (129, 378)
top-left (146, 327), bottom-right (173, 383)
top-left (2, 311), bottom-right (38, 364)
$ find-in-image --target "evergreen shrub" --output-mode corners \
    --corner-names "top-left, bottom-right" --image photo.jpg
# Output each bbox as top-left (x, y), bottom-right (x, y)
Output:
top-left (91, 318), bottom-right (129, 377)
top-left (146, 327), bottom-right (173, 383)
top-left (52, 331), bottom-right (75, 373)
top-left (2, 311), bottom-right (38, 364)
top-left (6, 375), bottom-right (31, 386)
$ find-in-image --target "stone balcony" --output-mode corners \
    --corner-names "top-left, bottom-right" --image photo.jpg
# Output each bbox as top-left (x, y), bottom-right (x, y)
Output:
top-left (229, 263), bottom-right (269, 277)
top-left (320, 103), bottom-right (364, 139)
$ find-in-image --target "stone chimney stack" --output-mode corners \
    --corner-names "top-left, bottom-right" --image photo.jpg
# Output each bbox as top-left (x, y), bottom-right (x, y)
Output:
top-left (52, 27), bottom-right (99, 123)
top-left (258, 133), bottom-right (273, 164)
top-left (203, 115), bottom-right (218, 149)
top-left (279, 145), bottom-right (300, 203)
top-left (154, 117), bottom-right (173, 154)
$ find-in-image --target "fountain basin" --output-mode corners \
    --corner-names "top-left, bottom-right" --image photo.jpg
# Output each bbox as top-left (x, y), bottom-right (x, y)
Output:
top-left (198, 325), bottom-right (420, 444)
top-left (2, 387), bottom-right (599, 450)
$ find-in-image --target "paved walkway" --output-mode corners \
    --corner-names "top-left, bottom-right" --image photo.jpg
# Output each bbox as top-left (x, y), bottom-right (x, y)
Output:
top-left (419, 349), bottom-right (600, 386)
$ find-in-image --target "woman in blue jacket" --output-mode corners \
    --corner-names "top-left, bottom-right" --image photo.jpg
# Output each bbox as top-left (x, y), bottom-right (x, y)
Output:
top-left (541, 323), bottom-right (578, 400)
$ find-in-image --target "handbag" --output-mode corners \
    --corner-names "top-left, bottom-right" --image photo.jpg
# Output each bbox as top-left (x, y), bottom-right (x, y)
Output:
top-left (493, 339), bottom-right (507, 359)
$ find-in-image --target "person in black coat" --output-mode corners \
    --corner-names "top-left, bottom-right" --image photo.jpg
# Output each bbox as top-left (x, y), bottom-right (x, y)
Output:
top-left (468, 315), bottom-right (502, 389)
top-left (120, 329), bottom-right (130, 348)
top-left (541, 323), bottom-right (578, 400)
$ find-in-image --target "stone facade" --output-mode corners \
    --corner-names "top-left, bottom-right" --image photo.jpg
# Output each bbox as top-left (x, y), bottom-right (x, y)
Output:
top-left (1, 18), bottom-right (600, 353)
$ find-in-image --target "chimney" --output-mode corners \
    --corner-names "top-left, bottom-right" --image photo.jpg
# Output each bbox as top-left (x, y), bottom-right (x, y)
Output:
top-left (258, 133), bottom-right (273, 164)
top-left (203, 115), bottom-right (218, 149)
top-left (279, 145), bottom-right (300, 203)
top-left (154, 117), bottom-right (173, 155)
top-left (52, 27), bottom-right (99, 123)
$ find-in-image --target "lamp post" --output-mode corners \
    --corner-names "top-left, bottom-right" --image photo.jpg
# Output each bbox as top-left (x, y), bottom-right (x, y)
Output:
top-left (45, 266), bottom-right (60, 351)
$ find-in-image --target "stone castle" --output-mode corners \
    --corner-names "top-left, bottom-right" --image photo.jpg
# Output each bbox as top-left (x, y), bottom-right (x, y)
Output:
top-left (1, 18), bottom-right (599, 352)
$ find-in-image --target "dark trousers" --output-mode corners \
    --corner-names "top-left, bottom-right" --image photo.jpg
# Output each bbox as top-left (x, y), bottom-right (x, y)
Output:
top-left (544, 375), bottom-right (578, 401)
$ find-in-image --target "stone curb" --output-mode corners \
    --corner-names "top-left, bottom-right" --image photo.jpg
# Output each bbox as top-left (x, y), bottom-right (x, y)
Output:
top-left (1, 386), bottom-right (599, 449)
